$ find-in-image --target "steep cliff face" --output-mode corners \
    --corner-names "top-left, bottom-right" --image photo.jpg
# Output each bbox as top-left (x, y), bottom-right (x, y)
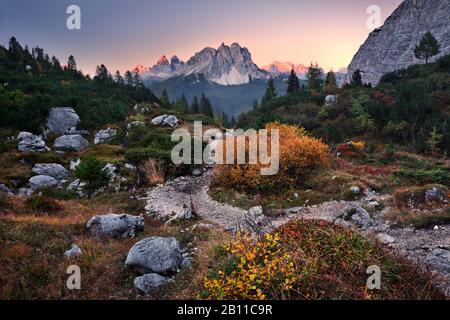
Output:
top-left (347, 0), bottom-right (450, 85)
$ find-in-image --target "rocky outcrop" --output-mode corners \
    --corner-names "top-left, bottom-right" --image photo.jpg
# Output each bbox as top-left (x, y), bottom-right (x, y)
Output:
top-left (134, 273), bottom-right (173, 294)
top-left (347, 0), bottom-right (450, 85)
top-left (0, 184), bottom-right (13, 196)
top-left (64, 243), bottom-right (82, 259)
top-left (29, 175), bottom-right (59, 189)
top-left (151, 115), bottom-right (179, 127)
top-left (94, 128), bottom-right (117, 144)
top-left (46, 107), bottom-right (80, 135)
top-left (32, 163), bottom-right (69, 181)
top-left (17, 132), bottom-right (49, 153)
top-left (125, 237), bottom-right (182, 275)
top-left (54, 134), bottom-right (89, 151)
top-left (86, 213), bottom-right (144, 238)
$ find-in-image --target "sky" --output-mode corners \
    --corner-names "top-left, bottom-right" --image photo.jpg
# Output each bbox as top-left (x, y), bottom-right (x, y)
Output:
top-left (0, 0), bottom-right (404, 75)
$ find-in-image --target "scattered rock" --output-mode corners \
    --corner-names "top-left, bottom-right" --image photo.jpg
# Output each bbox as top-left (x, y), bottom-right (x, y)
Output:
top-left (377, 233), bottom-right (396, 244)
top-left (324, 95), bottom-right (338, 105)
top-left (70, 158), bottom-right (81, 171)
top-left (134, 273), bottom-right (173, 294)
top-left (425, 186), bottom-right (447, 203)
top-left (127, 121), bottom-right (145, 130)
top-left (67, 179), bottom-right (86, 196)
top-left (167, 205), bottom-right (194, 224)
top-left (125, 237), bottom-right (182, 275)
top-left (350, 186), bottom-right (361, 194)
top-left (54, 134), bottom-right (89, 151)
top-left (17, 132), bottom-right (49, 153)
top-left (46, 107), bottom-right (80, 135)
top-left (86, 213), bottom-right (144, 238)
top-left (65, 127), bottom-right (90, 136)
top-left (124, 163), bottom-right (136, 171)
top-left (133, 104), bottom-right (150, 114)
top-left (425, 249), bottom-right (450, 273)
top-left (337, 205), bottom-right (375, 230)
top-left (18, 188), bottom-right (33, 197)
top-left (94, 128), bottom-right (117, 144)
top-left (192, 168), bottom-right (202, 176)
top-left (151, 115), bottom-right (179, 128)
top-left (64, 243), bottom-right (82, 259)
top-left (32, 163), bottom-right (69, 181)
top-left (0, 184), bottom-right (13, 196)
top-left (29, 175), bottom-right (59, 190)
top-left (103, 163), bottom-right (117, 182)
top-left (181, 257), bottom-right (193, 269)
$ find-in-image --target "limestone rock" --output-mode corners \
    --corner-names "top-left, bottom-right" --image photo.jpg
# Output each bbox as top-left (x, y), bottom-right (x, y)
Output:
top-left (54, 134), bottom-right (89, 151)
top-left (94, 128), bottom-right (117, 144)
top-left (125, 237), bottom-right (182, 275)
top-left (134, 273), bottom-right (173, 294)
top-left (46, 107), bottom-right (80, 135)
top-left (17, 132), bottom-right (48, 153)
top-left (32, 163), bottom-right (69, 181)
top-left (86, 213), bottom-right (144, 238)
top-left (347, 0), bottom-right (450, 85)
top-left (29, 175), bottom-right (58, 190)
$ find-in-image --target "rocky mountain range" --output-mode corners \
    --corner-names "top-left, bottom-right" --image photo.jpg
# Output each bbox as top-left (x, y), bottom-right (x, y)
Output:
top-left (261, 61), bottom-right (309, 78)
top-left (141, 43), bottom-right (269, 85)
top-left (347, 0), bottom-right (450, 85)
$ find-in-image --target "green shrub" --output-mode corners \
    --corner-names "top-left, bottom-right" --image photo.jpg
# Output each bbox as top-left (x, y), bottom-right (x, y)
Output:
top-left (39, 188), bottom-right (78, 200)
top-left (74, 157), bottom-right (111, 198)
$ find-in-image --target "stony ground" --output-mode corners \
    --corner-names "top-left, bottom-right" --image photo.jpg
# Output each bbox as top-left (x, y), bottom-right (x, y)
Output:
top-left (144, 168), bottom-right (450, 297)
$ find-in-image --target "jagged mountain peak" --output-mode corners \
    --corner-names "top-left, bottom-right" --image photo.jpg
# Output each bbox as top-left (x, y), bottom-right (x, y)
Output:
top-left (347, 0), bottom-right (450, 85)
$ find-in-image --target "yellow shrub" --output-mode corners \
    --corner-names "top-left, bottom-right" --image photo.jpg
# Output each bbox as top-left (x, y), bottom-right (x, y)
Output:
top-left (203, 233), bottom-right (297, 300)
top-left (213, 122), bottom-right (330, 192)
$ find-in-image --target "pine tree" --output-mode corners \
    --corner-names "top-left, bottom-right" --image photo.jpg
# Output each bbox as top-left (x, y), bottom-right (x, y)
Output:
top-left (51, 56), bottom-right (62, 71)
top-left (114, 70), bottom-right (124, 85)
top-left (350, 69), bottom-right (363, 87)
top-left (200, 93), bottom-right (214, 117)
top-left (286, 69), bottom-right (300, 94)
top-left (8, 37), bottom-right (23, 62)
top-left (261, 77), bottom-right (277, 106)
top-left (95, 64), bottom-right (110, 82)
top-left (414, 31), bottom-right (440, 64)
top-left (306, 62), bottom-right (323, 91)
top-left (191, 96), bottom-right (200, 114)
top-left (124, 71), bottom-right (133, 86)
top-left (230, 115), bottom-right (236, 128)
top-left (175, 94), bottom-right (189, 113)
top-left (324, 70), bottom-right (337, 92)
top-left (67, 55), bottom-right (77, 71)
top-left (133, 72), bottom-right (143, 88)
top-left (160, 89), bottom-right (172, 108)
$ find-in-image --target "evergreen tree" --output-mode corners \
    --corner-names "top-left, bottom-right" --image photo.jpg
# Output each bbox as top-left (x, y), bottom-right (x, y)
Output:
top-left (114, 70), bottom-right (124, 85)
top-left (286, 69), bottom-right (300, 94)
top-left (175, 94), bottom-right (189, 113)
top-left (414, 32), bottom-right (440, 64)
top-left (350, 69), bottom-right (363, 87)
top-left (95, 64), bottom-right (110, 82)
top-left (75, 157), bottom-right (111, 199)
top-left (8, 37), bottom-right (23, 62)
top-left (306, 62), bottom-right (323, 91)
top-left (124, 71), bottom-right (133, 86)
top-left (160, 89), bottom-right (172, 108)
top-left (230, 115), bottom-right (236, 128)
top-left (67, 55), bottom-right (77, 71)
top-left (324, 70), bottom-right (337, 92)
top-left (51, 56), bottom-right (62, 71)
top-left (261, 77), bottom-right (277, 106)
top-left (133, 72), bottom-right (143, 88)
top-left (190, 96), bottom-right (200, 114)
top-left (200, 93), bottom-right (214, 117)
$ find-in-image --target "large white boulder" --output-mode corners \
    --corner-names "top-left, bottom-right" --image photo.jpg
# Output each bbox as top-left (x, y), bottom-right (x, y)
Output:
top-left (54, 135), bottom-right (89, 151)
top-left (17, 132), bottom-right (48, 153)
top-left (86, 213), bottom-right (144, 238)
top-left (94, 128), bottom-right (117, 144)
top-left (151, 115), bottom-right (179, 128)
top-left (29, 175), bottom-right (59, 189)
top-left (32, 163), bottom-right (69, 181)
top-left (125, 237), bottom-right (182, 275)
top-left (46, 107), bottom-right (80, 135)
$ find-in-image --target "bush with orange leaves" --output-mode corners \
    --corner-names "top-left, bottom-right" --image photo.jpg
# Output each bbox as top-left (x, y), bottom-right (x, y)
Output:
top-left (213, 122), bottom-right (331, 192)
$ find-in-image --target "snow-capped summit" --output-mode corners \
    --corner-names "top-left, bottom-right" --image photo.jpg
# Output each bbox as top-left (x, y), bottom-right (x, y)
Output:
top-left (261, 61), bottom-right (308, 79)
top-left (141, 43), bottom-right (268, 85)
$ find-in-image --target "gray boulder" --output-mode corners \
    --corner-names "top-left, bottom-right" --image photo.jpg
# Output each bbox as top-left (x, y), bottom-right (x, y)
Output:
top-left (151, 115), bottom-right (179, 128)
top-left (0, 184), bottom-right (13, 196)
top-left (54, 134), bottom-right (89, 151)
top-left (337, 205), bottom-right (375, 230)
top-left (86, 213), bottom-right (144, 238)
top-left (17, 132), bottom-right (48, 153)
top-left (64, 243), bottom-right (82, 259)
top-left (29, 175), bottom-right (59, 189)
top-left (32, 163), bottom-right (69, 181)
top-left (94, 128), bottom-right (117, 144)
top-left (134, 273), bottom-right (173, 294)
top-left (325, 95), bottom-right (338, 105)
top-left (125, 237), bottom-right (182, 275)
top-left (46, 107), bottom-right (80, 135)
top-left (18, 188), bottom-right (33, 197)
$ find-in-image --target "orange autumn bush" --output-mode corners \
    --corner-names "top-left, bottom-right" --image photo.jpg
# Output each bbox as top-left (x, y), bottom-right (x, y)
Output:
top-left (213, 122), bottom-right (331, 192)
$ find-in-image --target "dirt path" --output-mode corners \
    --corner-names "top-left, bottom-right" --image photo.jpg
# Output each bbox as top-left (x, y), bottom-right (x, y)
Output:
top-left (144, 169), bottom-right (450, 296)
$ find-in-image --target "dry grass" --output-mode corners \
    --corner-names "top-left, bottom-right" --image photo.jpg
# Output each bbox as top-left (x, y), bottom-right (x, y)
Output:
top-left (140, 159), bottom-right (165, 186)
